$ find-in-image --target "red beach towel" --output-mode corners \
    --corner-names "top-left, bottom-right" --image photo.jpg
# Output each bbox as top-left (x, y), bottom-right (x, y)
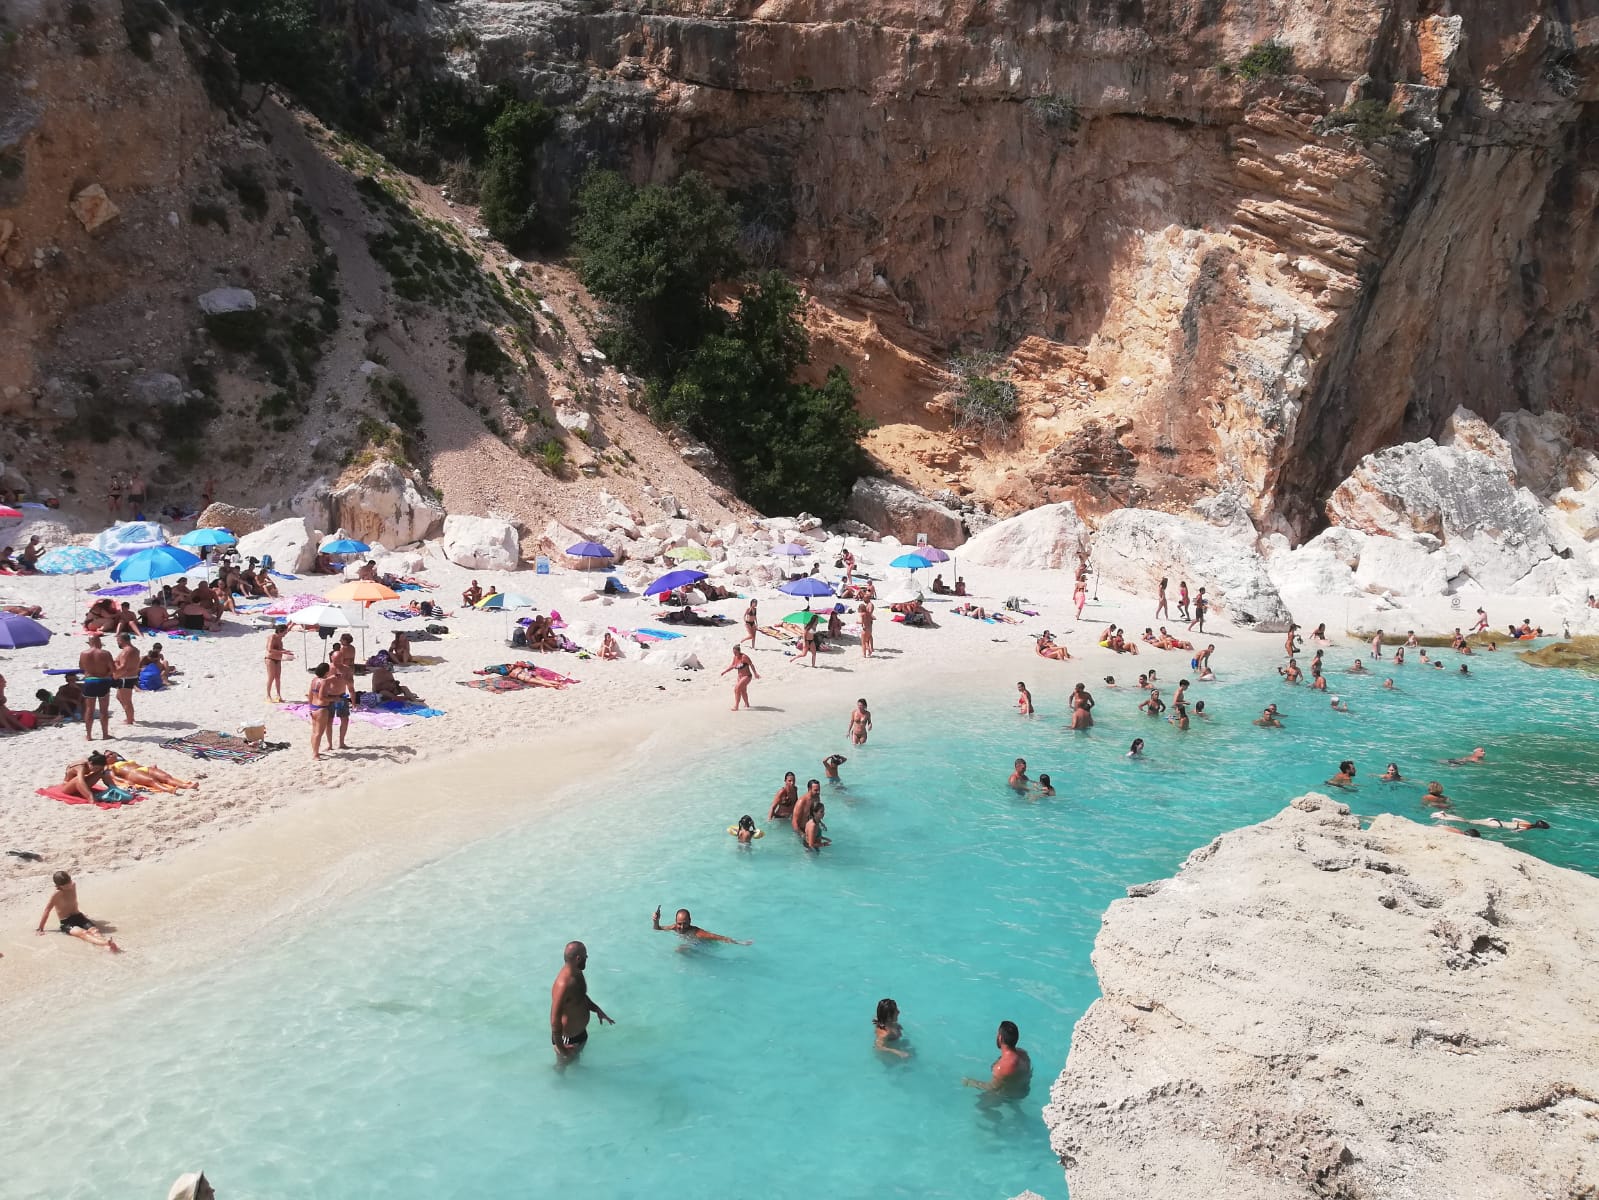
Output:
top-left (37, 785), bottom-right (145, 809)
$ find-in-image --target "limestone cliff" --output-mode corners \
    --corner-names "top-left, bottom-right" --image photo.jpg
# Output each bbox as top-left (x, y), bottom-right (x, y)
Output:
top-left (351, 0), bottom-right (1599, 533)
top-left (1046, 794), bottom-right (1599, 1199)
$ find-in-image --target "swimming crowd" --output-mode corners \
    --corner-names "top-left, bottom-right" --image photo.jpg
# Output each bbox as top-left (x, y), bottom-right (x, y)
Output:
top-left (549, 689), bottom-right (1035, 1101)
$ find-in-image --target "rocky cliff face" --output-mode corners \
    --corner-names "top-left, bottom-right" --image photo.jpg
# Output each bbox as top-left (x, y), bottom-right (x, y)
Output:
top-left (1046, 794), bottom-right (1599, 1199)
top-left (377, 0), bottom-right (1599, 534)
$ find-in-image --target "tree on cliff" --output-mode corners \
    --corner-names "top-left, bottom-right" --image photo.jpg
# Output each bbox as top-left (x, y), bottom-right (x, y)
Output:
top-left (574, 172), bottom-right (867, 519)
top-left (177, 0), bottom-right (334, 111)
top-left (477, 100), bottom-right (556, 252)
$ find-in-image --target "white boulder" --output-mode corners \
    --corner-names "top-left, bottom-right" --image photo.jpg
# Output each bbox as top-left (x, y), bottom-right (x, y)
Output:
top-left (1353, 536), bottom-right (1448, 597)
top-left (237, 516), bottom-right (316, 574)
top-left (846, 476), bottom-right (967, 547)
top-left (197, 287), bottom-right (257, 315)
top-left (375, 551), bottom-right (424, 577)
top-left (441, 514), bottom-right (520, 571)
top-left (9, 518), bottom-right (77, 551)
top-left (555, 407), bottom-right (596, 438)
top-left (1266, 544), bottom-right (1361, 601)
top-left (329, 460), bottom-right (444, 548)
top-left (1093, 509), bottom-right (1291, 629)
top-left (961, 502), bottom-right (1090, 570)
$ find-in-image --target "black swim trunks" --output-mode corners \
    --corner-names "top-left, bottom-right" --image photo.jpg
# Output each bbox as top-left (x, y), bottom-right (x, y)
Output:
top-left (59, 912), bottom-right (92, 933)
top-left (81, 678), bottom-right (112, 699)
top-left (114, 677), bottom-right (137, 691)
top-left (552, 1031), bottom-right (589, 1050)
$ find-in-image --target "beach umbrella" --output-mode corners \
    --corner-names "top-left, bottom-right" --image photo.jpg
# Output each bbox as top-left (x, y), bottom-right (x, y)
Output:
top-left (0, 505), bottom-right (21, 521)
top-left (781, 610), bottom-right (821, 625)
top-left (566, 541), bottom-right (613, 559)
top-left (112, 545), bottom-right (202, 583)
top-left (889, 553), bottom-right (934, 571)
top-left (772, 543), bottom-right (810, 557)
top-left (319, 538), bottom-right (370, 555)
top-left (475, 591), bottom-right (536, 609)
top-left (289, 602), bottom-right (366, 662)
top-left (779, 577), bottom-right (836, 598)
top-left (879, 587), bottom-right (923, 605)
top-left (644, 568), bottom-right (707, 597)
top-left (916, 547), bottom-right (951, 563)
top-left (36, 547), bottom-right (113, 575)
top-left (666, 546), bottom-right (711, 561)
top-left (0, 612), bottom-right (50, 649)
top-left (179, 527), bottom-right (238, 548)
top-left (327, 580), bottom-right (399, 606)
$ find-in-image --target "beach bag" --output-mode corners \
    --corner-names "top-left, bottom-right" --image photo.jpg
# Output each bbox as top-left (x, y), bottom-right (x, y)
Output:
top-left (509, 627), bottom-right (528, 648)
top-left (138, 663), bottom-right (164, 691)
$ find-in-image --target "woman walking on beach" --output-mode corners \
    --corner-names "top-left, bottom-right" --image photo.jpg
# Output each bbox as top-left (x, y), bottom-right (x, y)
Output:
top-left (859, 598), bottom-right (875, 658)
top-left (723, 646), bottom-right (759, 711)
top-left (307, 664), bottom-right (334, 760)
top-left (743, 599), bottom-right (758, 648)
top-left (1155, 577), bottom-right (1169, 619)
top-left (265, 626), bottom-right (294, 703)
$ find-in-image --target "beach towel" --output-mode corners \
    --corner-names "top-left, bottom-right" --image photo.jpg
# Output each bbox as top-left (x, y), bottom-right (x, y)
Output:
top-left (759, 624), bottom-right (799, 643)
top-left (636, 627), bottom-right (687, 641)
top-left (278, 702), bottom-right (412, 729)
top-left (159, 730), bottom-right (280, 764)
top-left (460, 675), bottom-right (537, 693)
top-left (380, 609), bottom-right (416, 622)
top-left (372, 699), bottom-right (445, 718)
top-left (37, 784), bottom-right (145, 809)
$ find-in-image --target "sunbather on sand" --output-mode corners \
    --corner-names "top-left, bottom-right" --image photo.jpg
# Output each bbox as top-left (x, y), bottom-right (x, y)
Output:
top-left (508, 664), bottom-right (567, 689)
top-left (1035, 632), bottom-right (1070, 660)
top-left (60, 752), bottom-right (112, 801)
top-left (599, 632), bottom-right (622, 660)
top-left (103, 752), bottom-right (198, 793)
top-left (369, 664), bottom-right (421, 704)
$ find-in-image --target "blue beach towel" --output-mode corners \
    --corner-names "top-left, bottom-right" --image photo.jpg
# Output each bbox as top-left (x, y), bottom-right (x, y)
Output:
top-left (637, 628), bottom-right (686, 640)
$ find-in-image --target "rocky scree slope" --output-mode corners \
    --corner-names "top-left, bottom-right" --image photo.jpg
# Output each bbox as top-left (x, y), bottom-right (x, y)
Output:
top-left (346, 0), bottom-right (1599, 535)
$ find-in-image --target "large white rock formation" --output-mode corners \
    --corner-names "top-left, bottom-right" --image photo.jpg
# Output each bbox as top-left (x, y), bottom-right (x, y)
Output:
top-left (328, 460), bottom-right (444, 549)
top-left (961, 502), bottom-right (1089, 571)
top-left (237, 516), bottom-right (316, 574)
top-left (1093, 509), bottom-right (1291, 629)
top-left (1047, 794), bottom-right (1599, 1200)
top-left (441, 515), bottom-right (520, 571)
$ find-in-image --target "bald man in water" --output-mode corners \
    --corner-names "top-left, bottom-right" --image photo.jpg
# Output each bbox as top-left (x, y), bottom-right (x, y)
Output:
top-left (550, 940), bottom-right (613, 1066)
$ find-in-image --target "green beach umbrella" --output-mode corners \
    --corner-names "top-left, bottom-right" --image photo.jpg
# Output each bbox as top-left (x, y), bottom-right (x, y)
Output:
top-left (781, 611), bottom-right (820, 625)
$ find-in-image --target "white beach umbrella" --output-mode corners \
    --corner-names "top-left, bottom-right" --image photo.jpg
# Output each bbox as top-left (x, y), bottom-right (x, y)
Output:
top-left (287, 603), bottom-right (365, 662)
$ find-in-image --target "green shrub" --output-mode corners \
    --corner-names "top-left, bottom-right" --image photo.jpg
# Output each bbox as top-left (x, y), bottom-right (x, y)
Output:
top-left (478, 100), bottom-right (555, 251)
top-left (537, 438), bottom-right (566, 472)
top-left (189, 199), bottom-right (229, 232)
top-left (1320, 99), bottom-right (1403, 144)
top-left (221, 164), bottom-right (269, 220)
top-left (458, 330), bottom-right (511, 377)
top-left (1028, 95), bottom-right (1079, 131)
top-left (948, 352), bottom-right (1020, 438)
top-left (204, 309), bottom-right (269, 353)
top-left (1235, 40), bottom-right (1293, 80)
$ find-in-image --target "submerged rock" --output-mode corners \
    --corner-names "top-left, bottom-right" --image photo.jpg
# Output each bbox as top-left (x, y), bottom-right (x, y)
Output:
top-left (1515, 637), bottom-right (1599, 673)
top-left (1046, 795), bottom-right (1599, 1200)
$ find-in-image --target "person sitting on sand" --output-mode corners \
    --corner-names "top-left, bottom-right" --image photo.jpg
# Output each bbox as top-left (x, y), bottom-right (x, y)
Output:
top-left (954, 577), bottom-right (967, 596)
top-left (1254, 704), bottom-right (1283, 728)
top-left (141, 644), bottom-right (177, 686)
top-left (1008, 758), bottom-right (1029, 791)
top-left (60, 751), bottom-right (117, 802)
top-left (1035, 631), bottom-right (1070, 661)
top-left (1380, 762), bottom-right (1403, 782)
top-left (139, 600), bottom-right (175, 631)
top-left (369, 663), bottom-right (421, 705)
top-left (18, 536), bottom-right (43, 572)
top-left (1156, 626), bottom-right (1193, 651)
top-left (931, 574), bottom-right (950, 595)
top-left (0, 545), bottom-right (14, 571)
top-left (35, 870), bottom-right (120, 952)
top-left (652, 906), bottom-right (750, 944)
top-left (1432, 812), bottom-right (1550, 832)
top-left (597, 631), bottom-right (621, 661)
top-left (1422, 781), bottom-right (1451, 808)
top-left (388, 630), bottom-right (414, 666)
top-left (102, 751), bottom-right (198, 793)
top-left (1446, 747), bottom-right (1486, 765)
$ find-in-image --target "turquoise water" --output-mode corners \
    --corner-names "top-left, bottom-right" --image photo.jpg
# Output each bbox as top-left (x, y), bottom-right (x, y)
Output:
top-left (3, 648), bottom-right (1598, 1199)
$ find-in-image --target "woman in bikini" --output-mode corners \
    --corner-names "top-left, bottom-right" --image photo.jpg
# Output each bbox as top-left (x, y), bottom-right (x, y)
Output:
top-left (102, 752), bottom-right (198, 793)
top-left (743, 599), bottom-right (758, 647)
top-left (599, 632), bottom-right (622, 660)
top-left (1035, 632), bottom-right (1071, 661)
top-left (265, 626), bottom-right (294, 703)
top-left (768, 771), bottom-right (798, 821)
top-left (722, 646), bottom-right (758, 710)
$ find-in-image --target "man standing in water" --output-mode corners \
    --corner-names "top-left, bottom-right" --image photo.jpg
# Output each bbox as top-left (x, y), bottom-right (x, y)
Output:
top-left (652, 906), bottom-right (749, 944)
top-left (963, 1021), bottom-right (1032, 1096)
top-left (550, 940), bottom-right (613, 1066)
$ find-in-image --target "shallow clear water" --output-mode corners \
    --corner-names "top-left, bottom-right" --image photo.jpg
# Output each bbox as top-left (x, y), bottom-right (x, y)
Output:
top-left (4, 648), bottom-right (1598, 1199)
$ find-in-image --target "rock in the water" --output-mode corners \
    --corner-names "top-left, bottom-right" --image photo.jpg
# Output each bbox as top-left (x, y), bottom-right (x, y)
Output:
top-left (1093, 509), bottom-right (1291, 629)
top-left (441, 514), bottom-right (520, 571)
top-left (1046, 795), bottom-right (1599, 1200)
top-left (329, 460), bottom-right (444, 548)
top-left (236, 516), bottom-right (316, 574)
top-left (69, 184), bottom-right (120, 232)
top-left (196, 502), bottom-right (264, 537)
top-left (197, 287), bottom-right (257, 315)
top-left (846, 476), bottom-right (968, 548)
top-left (961, 502), bottom-right (1089, 570)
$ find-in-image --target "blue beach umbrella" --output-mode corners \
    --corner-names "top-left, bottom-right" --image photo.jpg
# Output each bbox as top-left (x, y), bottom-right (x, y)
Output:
top-left (566, 541), bottom-right (614, 559)
top-left (779, 577), bottom-right (836, 598)
top-left (889, 553), bottom-right (935, 571)
top-left (0, 612), bottom-right (51, 649)
top-left (179, 527), bottom-right (238, 548)
top-left (112, 545), bottom-right (202, 583)
top-left (35, 547), bottom-right (113, 575)
top-left (644, 568), bottom-right (707, 597)
top-left (320, 538), bottom-right (370, 555)
top-left (475, 591), bottom-right (537, 609)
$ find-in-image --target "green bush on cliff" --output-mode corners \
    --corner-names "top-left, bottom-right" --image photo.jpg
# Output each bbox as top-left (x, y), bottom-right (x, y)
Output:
top-left (477, 100), bottom-right (556, 251)
top-left (948, 352), bottom-right (1020, 439)
top-left (176, 0), bottom-right (335, 109)
top-left (574, 172), bottom-right (867, 518)
top-left (1234, 40), bottom-right (1294, 81)
top-left (1319, 99), bottom-right (1403, 144)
